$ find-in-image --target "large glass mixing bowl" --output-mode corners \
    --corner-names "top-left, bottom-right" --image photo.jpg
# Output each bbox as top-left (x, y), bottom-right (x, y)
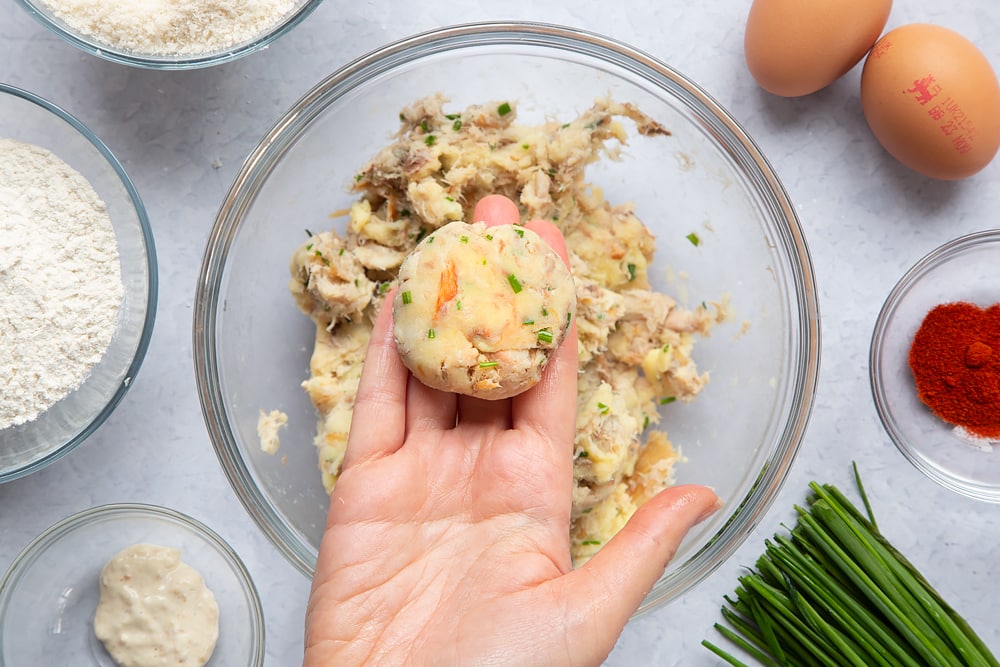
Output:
top-left (194, 22), bottom-right (820, 615)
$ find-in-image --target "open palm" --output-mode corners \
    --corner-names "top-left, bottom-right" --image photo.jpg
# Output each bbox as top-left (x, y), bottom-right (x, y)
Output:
top-left (304, 195), bottom-right (719, 667)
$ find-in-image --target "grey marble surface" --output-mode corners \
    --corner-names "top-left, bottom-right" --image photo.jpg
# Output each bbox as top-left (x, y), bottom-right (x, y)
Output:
top-left (2, 1), bottom-right (999, 665)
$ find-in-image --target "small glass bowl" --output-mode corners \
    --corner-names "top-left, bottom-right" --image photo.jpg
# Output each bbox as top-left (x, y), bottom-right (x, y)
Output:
top-left (0, 84), bottom-right (157, 484)
top-left (0, 503), bottom-right (265, 666)
top-left (870, 229), bottom-right (1000, 502)
top-left (13, 0), bottom-right (324, 69)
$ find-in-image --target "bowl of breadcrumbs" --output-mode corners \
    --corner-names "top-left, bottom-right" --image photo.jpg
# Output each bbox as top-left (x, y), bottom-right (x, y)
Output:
top-left (14, 0), bottom-right (325, 68)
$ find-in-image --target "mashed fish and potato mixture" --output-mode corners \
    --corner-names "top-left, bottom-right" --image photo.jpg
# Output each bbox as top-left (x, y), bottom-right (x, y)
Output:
top-left (288, 95), bottom-right (721, 564)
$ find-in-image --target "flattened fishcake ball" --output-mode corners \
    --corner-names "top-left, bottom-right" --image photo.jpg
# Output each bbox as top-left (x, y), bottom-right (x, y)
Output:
top-left (393, 220), bottom-right (575, 400)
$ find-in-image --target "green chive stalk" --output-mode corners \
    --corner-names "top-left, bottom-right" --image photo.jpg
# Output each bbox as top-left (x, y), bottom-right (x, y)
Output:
top-left (704, 464), bottom-right (998, 667)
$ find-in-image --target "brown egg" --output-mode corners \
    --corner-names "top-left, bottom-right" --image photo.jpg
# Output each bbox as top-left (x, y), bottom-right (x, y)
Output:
top-left (744, 0), bottom-right (892, 97)
top-left (861, 24), bottom-right (1000, 180)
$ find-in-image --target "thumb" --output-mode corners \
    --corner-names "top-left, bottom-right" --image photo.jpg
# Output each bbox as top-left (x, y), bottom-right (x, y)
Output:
top-left (552, 485), bottom-right (721, 661)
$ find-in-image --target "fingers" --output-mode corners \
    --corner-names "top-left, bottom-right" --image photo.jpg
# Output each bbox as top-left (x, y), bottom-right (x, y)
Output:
top-left (341, 293), bottom-right (410, 469)
top-left (511, 218), bottom-right (576, 451)
top-left (471, 195), bottom-right (578, 445)
top-left (555, 485), bottom-right (721, 656)
top-left (405, 373), bottom-right (457, 434)
top-left (472, 195), bottom-right (570, 269)
top-left (471, 194), bottom-right (564, 436)
top-left (511, 322), bottom-right (578, 451)
top-left (473, 193), bottom-right (520, 226)
top-left (524, 218), bottom-right (570, 268)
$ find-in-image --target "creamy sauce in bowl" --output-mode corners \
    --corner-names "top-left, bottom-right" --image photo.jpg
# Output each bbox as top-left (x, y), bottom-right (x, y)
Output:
top-left (93, 543), bottom-right (219, 667)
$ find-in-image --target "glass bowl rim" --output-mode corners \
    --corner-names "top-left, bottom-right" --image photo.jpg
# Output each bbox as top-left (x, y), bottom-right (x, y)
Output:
top-left (0, 502), bottom-right (266, 666)
top-left (12, 0), bottom-right (325, 70)
top-left (193, 20), bottom-right (821, 614)
top-left (0, 82), bottom-right (158, 484)
top-left (869, 228), bottom-right (1000, 502)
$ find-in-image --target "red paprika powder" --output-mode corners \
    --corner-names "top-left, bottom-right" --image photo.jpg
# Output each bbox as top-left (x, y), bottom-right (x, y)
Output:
top-left (908, 301), bottom-right (1000, 440)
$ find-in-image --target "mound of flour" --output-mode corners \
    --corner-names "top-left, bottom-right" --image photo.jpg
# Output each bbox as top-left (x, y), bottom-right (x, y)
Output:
top-left (39, 0), bottom-right (298, 56)
top-left (0, 138), bottom-right (123, 430)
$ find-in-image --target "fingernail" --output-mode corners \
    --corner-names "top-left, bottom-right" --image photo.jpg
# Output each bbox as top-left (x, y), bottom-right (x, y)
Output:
top-left (696, 496), bottom-right (724, 524)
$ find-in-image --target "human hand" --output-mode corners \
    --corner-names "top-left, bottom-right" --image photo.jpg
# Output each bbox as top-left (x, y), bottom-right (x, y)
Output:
top-left (304, 194), bottom-right (720, 667)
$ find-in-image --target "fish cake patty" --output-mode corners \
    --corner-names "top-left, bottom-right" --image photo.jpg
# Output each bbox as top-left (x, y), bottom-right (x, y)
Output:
top-left (393, 220), bottom-right (575, 399)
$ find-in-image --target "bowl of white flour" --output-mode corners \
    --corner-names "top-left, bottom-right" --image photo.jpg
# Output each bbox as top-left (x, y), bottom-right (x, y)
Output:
top-left (13, 0), bottom-right (324, 68)
top-left (0, 84), bottom-right (157, 483)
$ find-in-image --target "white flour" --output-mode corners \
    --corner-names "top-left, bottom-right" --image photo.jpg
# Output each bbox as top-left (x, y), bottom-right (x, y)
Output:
top-left (39, 0), bottom-right (299, 56)
top-left (0, 138), bottom-right (123, 430)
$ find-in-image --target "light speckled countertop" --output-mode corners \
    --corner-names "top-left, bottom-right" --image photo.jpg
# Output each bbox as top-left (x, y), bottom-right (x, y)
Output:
top-left (2, 2), bottom-right (999, 665)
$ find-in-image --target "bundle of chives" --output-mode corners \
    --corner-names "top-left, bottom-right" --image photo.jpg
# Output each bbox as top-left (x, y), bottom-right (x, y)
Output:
top-left (703, 466), bottom-right (998, 667)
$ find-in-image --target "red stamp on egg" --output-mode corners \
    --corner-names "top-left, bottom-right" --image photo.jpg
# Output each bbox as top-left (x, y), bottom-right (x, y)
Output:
top-left (870, 39), bottom-right (892, 59)
top-left (926, 94), bottom-right (979, 153)
top-left (907, 75), bottom-right (942, 106)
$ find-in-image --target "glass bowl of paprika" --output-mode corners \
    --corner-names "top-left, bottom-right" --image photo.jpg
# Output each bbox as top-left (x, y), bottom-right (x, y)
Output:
top-left (870, 229), bottom-right (1000, 502)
